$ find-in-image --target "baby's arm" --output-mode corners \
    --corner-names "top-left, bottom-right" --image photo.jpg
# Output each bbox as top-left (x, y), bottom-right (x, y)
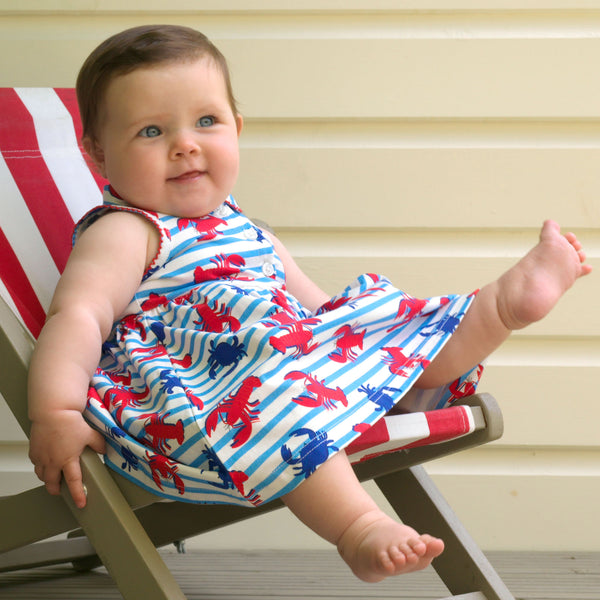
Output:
top-left (28, 211), bottom-right (158, 507)
top-left (266, 232), bottom-right (330, 311)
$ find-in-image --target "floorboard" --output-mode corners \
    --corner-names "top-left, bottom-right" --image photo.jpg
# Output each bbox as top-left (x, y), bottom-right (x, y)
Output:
top-left (0, 550), bottom-right (597, 599)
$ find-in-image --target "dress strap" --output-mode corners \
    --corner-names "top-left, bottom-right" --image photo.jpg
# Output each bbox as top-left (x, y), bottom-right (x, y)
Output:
top-left (72, 186), bottom-right (172, 279)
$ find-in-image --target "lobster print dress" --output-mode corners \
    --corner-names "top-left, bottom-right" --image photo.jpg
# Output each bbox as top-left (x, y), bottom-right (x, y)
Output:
top-left (79, 189), bottom-right (482, 507)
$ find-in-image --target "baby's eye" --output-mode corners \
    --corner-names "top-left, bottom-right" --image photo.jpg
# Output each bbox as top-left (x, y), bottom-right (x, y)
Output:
top-left (139, 125), bottom-right (162, 138)
top-left (197, 116), bottom-right (215, 128)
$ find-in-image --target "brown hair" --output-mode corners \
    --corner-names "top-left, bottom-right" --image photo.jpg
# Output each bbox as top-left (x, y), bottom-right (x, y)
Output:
top-left (76, 24), bottom-right (238, 145)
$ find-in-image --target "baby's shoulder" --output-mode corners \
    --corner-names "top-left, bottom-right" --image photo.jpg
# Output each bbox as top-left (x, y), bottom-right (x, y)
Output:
top-left (76, 208), bottom-right (161, 270)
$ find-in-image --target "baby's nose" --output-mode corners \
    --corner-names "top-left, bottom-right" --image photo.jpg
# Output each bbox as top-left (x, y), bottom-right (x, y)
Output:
top-left (171, 131), bottom-right (201, 157)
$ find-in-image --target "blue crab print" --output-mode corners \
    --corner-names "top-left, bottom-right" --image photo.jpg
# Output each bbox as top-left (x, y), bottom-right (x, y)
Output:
top-left (150, 321), bottom-right (167, 343)
top-left (200, 447), bottom-right (235, 490)
top-left (207, 336), bottom-right (247, 379)
top-left (120, 446), bottom-right (139, 472)
top-left (105, 424), bottom-right (127, 441)
top-left (358, 384), bottom-right (401, 412)
top-left (101, 339), bottom-right (120, 355)
top-left (281, 428), bottom-right (339, 478)
top-left (419, 312), bottom-right (463, 338)
top-left (143, 262), bottom-right (162, 280)
top-left (159, 369), bottom-right (183, 393)
top-left (254, 226), bottom-right (267, 243)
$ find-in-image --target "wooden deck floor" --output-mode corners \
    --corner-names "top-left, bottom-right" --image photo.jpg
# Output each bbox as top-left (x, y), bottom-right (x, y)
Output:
top-left (0, 549), bottom-right (598, 600)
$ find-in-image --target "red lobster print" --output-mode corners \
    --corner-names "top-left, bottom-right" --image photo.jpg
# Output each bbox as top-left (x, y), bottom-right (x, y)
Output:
top-left (130, 344), bottom-right (167, 364)
top-left (447, 364), bottom-right (484, 403)
top-left (146, 451), bottom-right (185, 495)
top-left (141, 293), bottom-right (169, 311)
top-left (194, 253), bottom-right (247, 283)
top-left (178, 215), bottom-right (226, 240)
top-left (269, 318), bottom-right (321, 357)
top-left (387, 296), bottom-right (429, 332)
top-left (193, 299), bottom-right (241, 333)
top-left (265, 290), bottom-right (299, 326)
top-left (142, 291), bottom-right (193, 312)
top-left (266, 311), bottom-right (296, 327)
top-left (130, 343), bottom-right (193, 367)
top-left (382, 347), bottom-right (430, 377)
top-left (141, 412), bottom-right (185, 454)
top-left (173, 290), bottom-right (194, 305)
top-left (185, 388), bottom-right (204, 411)
top-left (205, 375), bottom-right (262, 448)
top-left (229, 471), bottom-right (262, 506)
top-left (317, 296), bottom-right (351, 313)
top-left (120, 315), bottom-right (146, 340)
top-left (316, 275), bottom-right (386, 315)
top-left (271, 289), bottom-right (297, 318)
top-left (328, 324), bottom-right (366, 363)
top-left (103, 384), bottom-right (150, 421)
top-left (103, 367), bottom-right (134, 387)
top-left (284, 371), bottom-right (348, 410)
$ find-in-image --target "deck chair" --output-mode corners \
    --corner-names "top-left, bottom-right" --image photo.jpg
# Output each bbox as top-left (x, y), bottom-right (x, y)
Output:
top-left (0, 87), bottom-right (516, 600)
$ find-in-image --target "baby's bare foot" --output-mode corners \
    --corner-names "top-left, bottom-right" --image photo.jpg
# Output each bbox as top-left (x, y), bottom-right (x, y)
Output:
top-left (337, 511), bottom-right (444, 583)
top-left (496, 220), bottom-right (591, 330)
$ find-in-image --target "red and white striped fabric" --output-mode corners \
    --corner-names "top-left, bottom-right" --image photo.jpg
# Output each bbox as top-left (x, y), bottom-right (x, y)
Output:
top-left (346, 404), bottom-right (475, 464)
top-left (0, 88), bottom-right (106, 338)
top-left (0, 87), bottom-right (477, 464)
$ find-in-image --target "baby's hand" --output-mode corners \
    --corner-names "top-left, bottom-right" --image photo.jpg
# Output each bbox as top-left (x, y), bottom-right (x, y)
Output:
top-left (29, 410), bottom-right (106, 508)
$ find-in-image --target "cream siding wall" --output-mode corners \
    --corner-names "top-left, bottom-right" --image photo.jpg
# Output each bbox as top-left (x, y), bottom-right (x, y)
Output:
top-left (1, 2), bottom-right (599, 552)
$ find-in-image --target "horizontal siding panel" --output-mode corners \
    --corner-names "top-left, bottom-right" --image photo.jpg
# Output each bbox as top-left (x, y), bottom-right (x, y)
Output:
top-left (227, 38), bottom-right (600, 119)
top-left (276, 229), bottom-right (600, 258)
top-left (237, 147), bottom-right (600, 229)
top-left (6, 10), bottom-right (600, 40)
top-left (6, 1), bottom-right (600, 12)
top-left (479, 365), bottom-right (600, 446)
top-left (429, 471), bottom-right (600, 551)
top-left (3, 20), bottom-right (600, 119)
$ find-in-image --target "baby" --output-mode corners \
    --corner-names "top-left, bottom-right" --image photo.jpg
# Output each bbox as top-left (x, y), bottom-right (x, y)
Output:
top-left (28, 24), bottom-right (591, 584)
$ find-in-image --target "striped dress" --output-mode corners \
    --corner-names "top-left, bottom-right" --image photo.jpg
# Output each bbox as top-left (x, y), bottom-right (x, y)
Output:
top-left (80, 189), bottom-right (481, 507)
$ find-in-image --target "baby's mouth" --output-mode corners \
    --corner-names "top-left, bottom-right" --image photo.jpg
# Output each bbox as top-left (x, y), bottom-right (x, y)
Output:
top-left (169, 170), bottom-right (205, 182)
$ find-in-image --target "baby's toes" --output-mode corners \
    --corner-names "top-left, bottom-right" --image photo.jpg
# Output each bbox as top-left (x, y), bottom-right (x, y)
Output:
top-left (376, 547), bottom-right (404, 576)
top-left (406, 537), bottom-right (428, 557)
top-left (566, 232), bottom-right (582, 252)
top-left (420, 534), bottom-right (445, 558)
top-left (386, 546), bottom-right (408, 569)
top-left (396, 541), bottom-right (423, 566)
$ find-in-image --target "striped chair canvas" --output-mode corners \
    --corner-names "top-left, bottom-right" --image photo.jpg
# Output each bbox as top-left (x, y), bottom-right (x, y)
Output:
top-left (0, 87), bottom-right (106, 338)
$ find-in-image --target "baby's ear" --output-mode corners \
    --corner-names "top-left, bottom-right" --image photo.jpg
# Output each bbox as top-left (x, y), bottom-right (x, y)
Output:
top-left (82, 137), bottom-right (107, 178)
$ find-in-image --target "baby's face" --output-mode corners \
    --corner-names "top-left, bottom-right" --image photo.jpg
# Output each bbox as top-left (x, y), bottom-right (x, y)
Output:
top-left (85, 57), bottom-right (243, 218)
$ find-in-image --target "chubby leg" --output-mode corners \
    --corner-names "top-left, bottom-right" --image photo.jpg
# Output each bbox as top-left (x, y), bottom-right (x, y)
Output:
top-left (282, 451), bottom-right (444, 582)
top-left (417, 220), bottom-right (591, 389)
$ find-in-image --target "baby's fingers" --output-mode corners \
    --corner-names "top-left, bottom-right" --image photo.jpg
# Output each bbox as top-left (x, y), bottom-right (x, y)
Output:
top-left (88, 428), bottom-right (107, 456)
top-left (62, 458), bottom-right (87, 509)
top-left (36, 464), bottom-right (63, 496)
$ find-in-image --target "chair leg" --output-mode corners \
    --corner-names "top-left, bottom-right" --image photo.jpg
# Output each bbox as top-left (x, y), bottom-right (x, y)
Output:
top-left (0, 538), bottom-right (96, 573)
top-left (64, 449), bottom-right (187, 600)
top-left (375, 465), bottom-right (515, 600)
